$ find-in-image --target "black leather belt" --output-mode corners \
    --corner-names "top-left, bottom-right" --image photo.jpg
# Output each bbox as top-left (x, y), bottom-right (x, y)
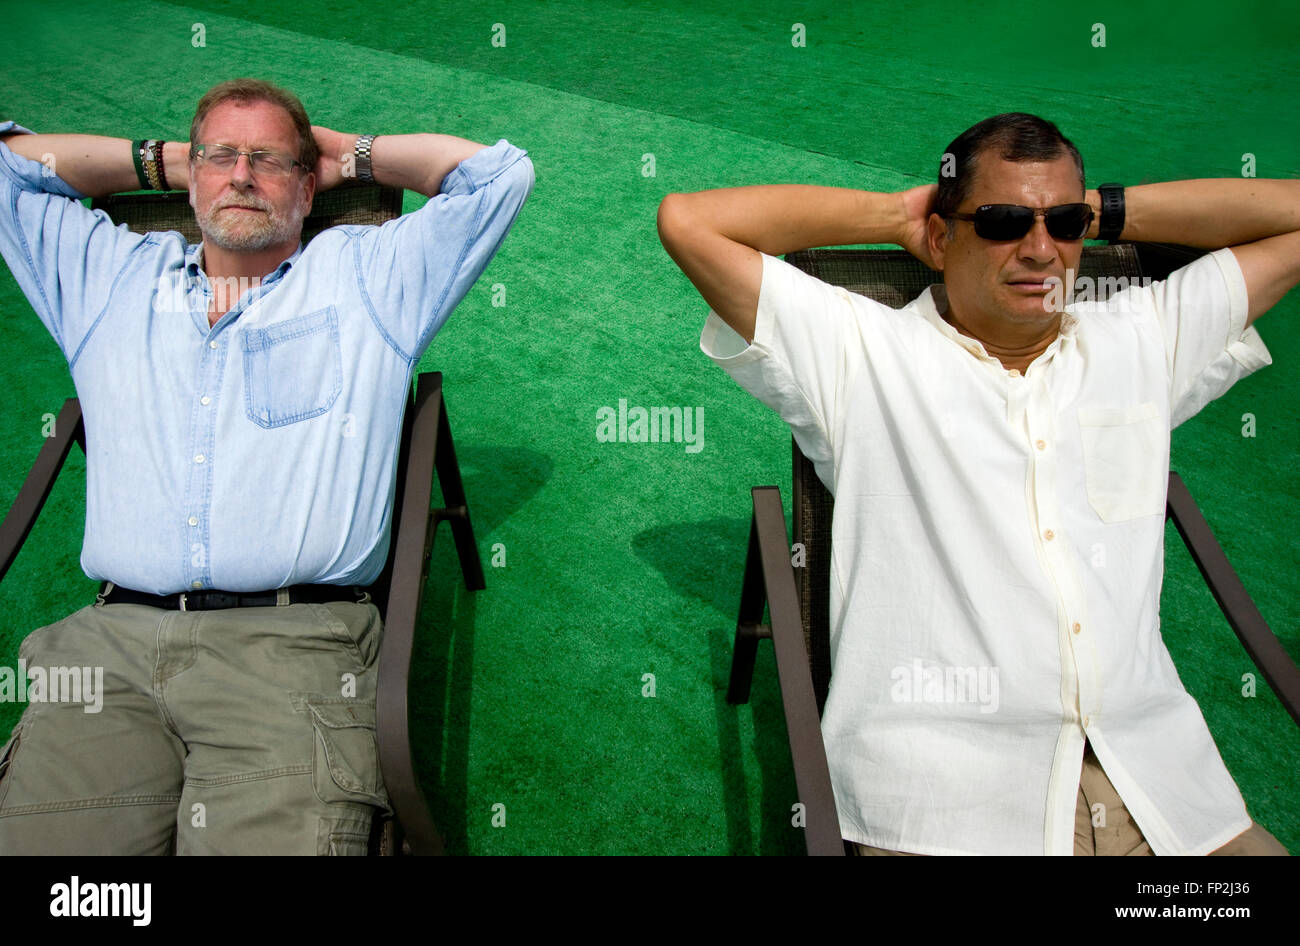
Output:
top-left (100, 582), bottom-right (367, 611)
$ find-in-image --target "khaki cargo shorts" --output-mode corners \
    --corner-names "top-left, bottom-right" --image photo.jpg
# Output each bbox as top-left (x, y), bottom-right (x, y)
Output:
top-left (0, 598), bottom-right (388, 855)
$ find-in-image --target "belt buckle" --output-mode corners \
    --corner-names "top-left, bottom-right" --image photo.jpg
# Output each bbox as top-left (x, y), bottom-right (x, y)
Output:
top-left (178, 592), bottom-right (189, 612)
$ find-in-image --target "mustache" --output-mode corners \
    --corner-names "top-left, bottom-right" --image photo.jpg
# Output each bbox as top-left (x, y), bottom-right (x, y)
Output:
top-left (216, 198), bottom-right (272, 212)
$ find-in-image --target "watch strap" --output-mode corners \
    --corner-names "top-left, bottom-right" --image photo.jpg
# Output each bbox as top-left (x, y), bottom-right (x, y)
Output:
top-left (1097, 182), bottom-right (1125, 242)
top-left (354, 134), bottom-right (376, 184)
top-left (132, 140), bottom-right (150, 190)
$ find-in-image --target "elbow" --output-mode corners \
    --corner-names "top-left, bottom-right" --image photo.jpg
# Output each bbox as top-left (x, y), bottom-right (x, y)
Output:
top-left (657, 192), bottom-right (694, 255)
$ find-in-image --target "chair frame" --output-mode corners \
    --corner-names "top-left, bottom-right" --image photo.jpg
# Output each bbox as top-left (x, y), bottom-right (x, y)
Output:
top-left (0, 186), bottom-right (485, 856)
top-left (726, 242), bottom-right (1300, 856)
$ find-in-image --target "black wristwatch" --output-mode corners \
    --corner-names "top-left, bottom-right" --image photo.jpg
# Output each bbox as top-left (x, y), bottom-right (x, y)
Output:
top-left (1097, 183), bottom-right (1125, 242)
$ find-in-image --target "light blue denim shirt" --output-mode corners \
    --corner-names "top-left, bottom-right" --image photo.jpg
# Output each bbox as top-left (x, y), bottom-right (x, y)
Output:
top-left (0, 121), bottom-right (533, 594)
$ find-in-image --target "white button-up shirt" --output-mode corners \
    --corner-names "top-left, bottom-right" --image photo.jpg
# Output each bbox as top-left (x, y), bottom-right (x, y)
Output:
top-left (701, 248), bottom-right (1271, 854)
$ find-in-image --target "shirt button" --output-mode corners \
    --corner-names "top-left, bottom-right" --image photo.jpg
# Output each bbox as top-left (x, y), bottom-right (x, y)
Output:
top-left (191, 580), bottom-right (203, 589)
top-left (1044, 529), bottom-right (1055, 541)
top-left (194, 454), bottom-right (205, 464)
top-left (1073, 622), bottom-right (1082, 634)
top-left (209, 340), bottom-right (218, 349)
top-left (1008, 369), bottom-right (1021, 377)
top-left (200, 396), bottom-right (211, 406)
top-left (188, 516), bottom-right (198, 526)
top-left (1036, 439), bottom-right (1047, 450)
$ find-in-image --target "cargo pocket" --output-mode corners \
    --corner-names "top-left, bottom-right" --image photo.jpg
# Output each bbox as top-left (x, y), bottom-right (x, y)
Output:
top-left (306, 699), bottom-right (390, 812)
top-left (1077, 402), bottom-right (1167, 522)
top-left (242, 307), bottom-right (343, 428)
top-left (317, 813), bottom-right (373, 856)
top-left (0, 723), bottom-right (24, 809)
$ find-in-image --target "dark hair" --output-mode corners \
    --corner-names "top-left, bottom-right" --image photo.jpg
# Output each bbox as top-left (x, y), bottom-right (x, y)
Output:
top-left (189, 78), bottom-right (319, 170)
top-left (935, 113), bottom-right (1084, 229)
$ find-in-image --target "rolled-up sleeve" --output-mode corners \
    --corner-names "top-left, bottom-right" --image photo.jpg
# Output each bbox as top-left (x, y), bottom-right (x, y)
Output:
top-left (0, 121), bottom-right (145, 362)
top-left (1149, 247), bottom-right (1272, 427)
top-left (350, 138), bottom-right (534, 361)
top-left (700, 252), bottom-right (867, 472)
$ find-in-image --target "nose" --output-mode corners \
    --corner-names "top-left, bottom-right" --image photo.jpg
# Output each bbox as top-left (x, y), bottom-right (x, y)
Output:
top-left (229, 152), bottom-right (256, 187)
top-left (1017, 214), bottom-right (1056, 263)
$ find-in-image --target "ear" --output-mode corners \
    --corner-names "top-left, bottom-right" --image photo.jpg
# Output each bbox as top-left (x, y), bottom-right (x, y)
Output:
top-left (301, 169), bottom-right (316, 217)
top-left (926, 212), bottom-right (948, 271)
top-left (187, 172), bottom-right (196, 211)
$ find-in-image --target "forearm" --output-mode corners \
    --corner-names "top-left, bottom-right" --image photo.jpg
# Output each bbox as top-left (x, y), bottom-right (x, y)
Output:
top-left (666, 185), bottom-right (906, 256)
top-left (367, 133), bottom-right (486, 198)
top-left (1087, 179), bottom-right (1300, 247)
top-left (0, 133), bottom-right (189, 198)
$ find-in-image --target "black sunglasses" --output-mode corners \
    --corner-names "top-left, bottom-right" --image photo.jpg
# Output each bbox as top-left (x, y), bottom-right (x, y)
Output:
top-left (945, 203), bottom-right (1094, 241)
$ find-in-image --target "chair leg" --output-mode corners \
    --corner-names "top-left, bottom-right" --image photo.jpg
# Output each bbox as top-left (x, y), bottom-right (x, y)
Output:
top-left (728, 512), bottom-right (771, 705)
top-left (1167, 472), bottom-right (1300, 726)
top-left (430, 384), bottom-right (486, 592)
top-left (376, 373), bottom-right (453, 857)
top-left (370, 813), bottom-right (397, 856)
top-left (728, 486), bottom-right (844, 856)
top-left (0, 398), bottom-right (84, 583)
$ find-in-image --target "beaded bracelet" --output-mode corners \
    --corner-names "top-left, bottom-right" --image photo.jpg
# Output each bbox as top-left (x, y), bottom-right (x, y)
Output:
top-left (155, 141), bottom-right (170, 191)
top-left (131, 140), bottom-right (170, 191)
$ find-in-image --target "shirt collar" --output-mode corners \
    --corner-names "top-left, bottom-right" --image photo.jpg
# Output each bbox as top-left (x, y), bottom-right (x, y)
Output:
top-left (913, 283), bottom-right (1078, 364)
top-left (915, 284), bottom-right (993, 361)
top-left (184, 241), bottom-right (304, 285)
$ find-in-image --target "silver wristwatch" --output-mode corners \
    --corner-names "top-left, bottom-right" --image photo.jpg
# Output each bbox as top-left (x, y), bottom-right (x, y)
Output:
top-left (354, 134), bottom-right (377, 184)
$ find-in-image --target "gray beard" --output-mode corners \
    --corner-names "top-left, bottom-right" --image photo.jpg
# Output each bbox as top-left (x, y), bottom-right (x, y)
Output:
top-left (197, 201), bottom-right (300, 252)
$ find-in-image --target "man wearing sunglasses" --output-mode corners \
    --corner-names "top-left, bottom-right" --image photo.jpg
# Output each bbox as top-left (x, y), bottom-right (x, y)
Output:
top-left (658, 112), bottom-right (1298, 855)
top-left (0, 78), bottom-right (533, 854)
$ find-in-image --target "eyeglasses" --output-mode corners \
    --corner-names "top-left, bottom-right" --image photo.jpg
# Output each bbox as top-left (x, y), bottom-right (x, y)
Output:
top-left (190, 143), bottom-right (304, 176)
top-left (944, 203), bottom-right (1094, 241)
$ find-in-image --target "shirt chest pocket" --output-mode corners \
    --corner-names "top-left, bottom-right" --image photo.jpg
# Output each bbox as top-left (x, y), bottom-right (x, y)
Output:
top-left (241, 307), bottom-right (343, 429)
top-left (1076, 402), bottom-right (1167, 523)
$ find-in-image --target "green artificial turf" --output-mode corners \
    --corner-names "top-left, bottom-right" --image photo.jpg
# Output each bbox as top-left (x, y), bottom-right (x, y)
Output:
top-left (0, 0), bottom-right (1295, 855)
